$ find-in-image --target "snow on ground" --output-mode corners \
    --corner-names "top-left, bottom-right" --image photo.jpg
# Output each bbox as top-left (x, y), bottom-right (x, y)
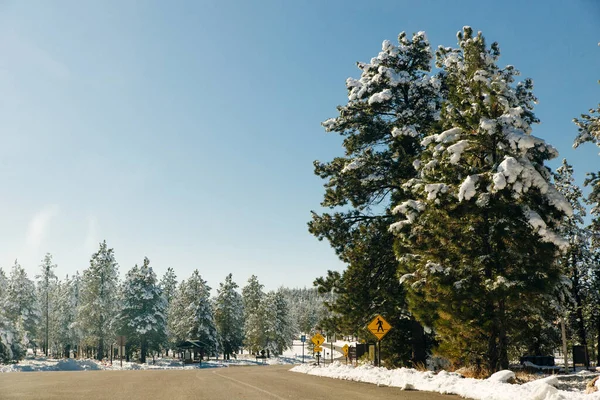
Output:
top-left (0, 357), bottom-right (227, 372)
top-left (291, 362), bottom-right (600, 400)
top-left (5, 345), bottom-right (600, 399)
top-left (0, 341), bottom-right (315, 373)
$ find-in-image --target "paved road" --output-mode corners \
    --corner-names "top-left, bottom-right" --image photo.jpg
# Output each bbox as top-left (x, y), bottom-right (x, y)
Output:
top-left (0, 364), bottom-right (467, 400)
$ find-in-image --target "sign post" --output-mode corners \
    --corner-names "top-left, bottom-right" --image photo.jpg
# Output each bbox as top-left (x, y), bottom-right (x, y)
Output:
top-left (367, 315), bottom-right (392, 367)
top-left (342, 344), bottom-right (349, 365)
top-left (300, 335), bottom-right (306, 363)
top-left (117, 336), bottom-right (126, 368)
top-left (311, 333), bottom-right (325, 366)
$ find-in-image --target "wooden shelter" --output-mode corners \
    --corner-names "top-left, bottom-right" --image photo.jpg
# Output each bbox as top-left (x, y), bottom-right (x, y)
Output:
top-left (176, 340), bottom-right (207, 364)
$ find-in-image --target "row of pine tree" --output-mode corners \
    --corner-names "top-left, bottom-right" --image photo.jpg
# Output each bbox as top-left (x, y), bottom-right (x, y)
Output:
top-left (0, 242), bottom-right (325, 363)
top-left (311, 27), bottom-right (600, 372)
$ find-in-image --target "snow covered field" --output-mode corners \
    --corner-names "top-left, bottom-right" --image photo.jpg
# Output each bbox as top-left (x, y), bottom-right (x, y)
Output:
top-left (292, 362), bottom-right (600, 400)
top-left (0, 341), bottom-right (316, 373)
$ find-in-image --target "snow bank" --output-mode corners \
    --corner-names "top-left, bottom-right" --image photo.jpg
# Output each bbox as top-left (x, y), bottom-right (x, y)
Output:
top-left (291, 362), bottom-right (600, 400)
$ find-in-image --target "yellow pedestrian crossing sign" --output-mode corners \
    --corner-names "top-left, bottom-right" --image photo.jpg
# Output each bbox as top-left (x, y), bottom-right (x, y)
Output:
top-left (367, 314), bottom-right (392, 340)
top-left (311, 333), bottom-right (325, 346)
top-left (342, 344), bottom-right (349, 356)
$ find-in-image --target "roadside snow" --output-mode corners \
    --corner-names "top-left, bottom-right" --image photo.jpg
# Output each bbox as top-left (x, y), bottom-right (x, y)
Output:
top-left (291, 362), bottom-right (600, 400)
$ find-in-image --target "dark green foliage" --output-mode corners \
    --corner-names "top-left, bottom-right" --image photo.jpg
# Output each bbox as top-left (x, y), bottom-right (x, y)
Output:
top-left (310, 31), bottom-right (439, 367)
top-left (394, 27), bottom-right (568, 371)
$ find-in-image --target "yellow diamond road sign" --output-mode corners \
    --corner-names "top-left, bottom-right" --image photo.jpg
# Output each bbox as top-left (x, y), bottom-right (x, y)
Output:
top-left (313, 346), bottom-right (323, 353)
top-left (311, 333), bottom-right (325, 346)
top-left (342, 344), bottom-right (349, 356)
top-left (368, 314), bottom-right (392, 340)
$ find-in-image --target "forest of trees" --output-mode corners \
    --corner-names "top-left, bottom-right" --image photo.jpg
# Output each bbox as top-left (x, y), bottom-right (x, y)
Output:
top-left (0, 242), bottom-right (325, 363)
top-left (311, 27), bottom-right (600, 372)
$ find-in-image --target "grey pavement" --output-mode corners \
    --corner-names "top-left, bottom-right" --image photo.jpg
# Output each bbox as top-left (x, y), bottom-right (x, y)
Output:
top-left (0, 364), bottom-right (469, 400)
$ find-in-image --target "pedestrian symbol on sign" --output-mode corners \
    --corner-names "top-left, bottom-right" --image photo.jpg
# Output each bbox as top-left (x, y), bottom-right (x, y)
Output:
top-left (367, 315), bottom-right (392, 340)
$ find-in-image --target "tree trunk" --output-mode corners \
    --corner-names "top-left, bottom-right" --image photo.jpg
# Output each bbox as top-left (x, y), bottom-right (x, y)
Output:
top-left (409, 318), bottom-right (427, 366)
top-left (597, 315), bottom-right (600, 366)
top-left (97, 339), bottom-right (104, 361)
top-left (573, 267), bottom-right (589, 368)
top-left (140, 339), bottom-right (147, 363)
top-left (486, 297), bottom-right (499, 372)
top-left (498, 300), bottom-right (509, 370)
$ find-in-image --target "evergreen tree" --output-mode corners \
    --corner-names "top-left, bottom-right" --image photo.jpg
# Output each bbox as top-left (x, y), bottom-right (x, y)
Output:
top-left (585, 247), bottom-right (600, 364)
top-left (242, 275), bottom-right (265, 354)
top-left (555, 159), bottom-right (591, 366)
top-left (214, 274), bottom-right (244, 359)
top-left (168, 270), bottom-right (219, 356)
top-left (573, 77), bottom-right (600, 364)
top-left (279, 287), bottom-right (325, 334)
top-left (314, 221), bottom-right (425, 366)
top-left (261, 289), bottom-right (295, 356)
top-left (159, 268), bottom-right (178, 309)
top-left (159, 267), bottom-right (178, 354)
top-left (54, 273), bottom-right (81, 358)
top-left (573, 80), bottom-right (600, 239)
top-left (77, 240), bottom-right (120, 360)
top-left (36, 253), bottom-right (58, 356)
top-left (393, 27), bottom-right (571, 371)
top-left (309, 31), bottom-right (439, 366)
top-left (5, 260), bottom-right (40, 355)
top-left (0, 266), bottom-right (21, 362)
top-left (115, 258), bottom-right (167, 363)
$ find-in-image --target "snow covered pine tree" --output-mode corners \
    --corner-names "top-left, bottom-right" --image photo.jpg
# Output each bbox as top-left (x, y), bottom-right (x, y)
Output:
top-left (214, 274), bottom-right (244, 360)
top-left (310, 31), bottom-right (440, 366)
top-left (115, 257), bottom-right (167, 363)
top-left (393, 27), bottom-right (572, 372)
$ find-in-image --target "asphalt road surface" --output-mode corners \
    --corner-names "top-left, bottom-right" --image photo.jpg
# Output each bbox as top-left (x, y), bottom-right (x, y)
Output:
top-left (0, 364), bottom-right (469, 400)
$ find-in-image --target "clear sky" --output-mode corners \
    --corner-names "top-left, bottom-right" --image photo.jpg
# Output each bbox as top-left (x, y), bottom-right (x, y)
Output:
top-left (0, 0), bottom-right (598, 291)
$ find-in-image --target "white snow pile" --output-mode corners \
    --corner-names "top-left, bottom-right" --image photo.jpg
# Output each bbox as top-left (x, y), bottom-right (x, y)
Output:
top-left (291, 362), bottom-right (600, 400)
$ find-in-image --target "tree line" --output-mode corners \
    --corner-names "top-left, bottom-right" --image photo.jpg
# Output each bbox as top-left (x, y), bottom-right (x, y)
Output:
top-left (311, 27), bottom-right (600, 373)
top-left (0, 242), bottom-right (326, 363)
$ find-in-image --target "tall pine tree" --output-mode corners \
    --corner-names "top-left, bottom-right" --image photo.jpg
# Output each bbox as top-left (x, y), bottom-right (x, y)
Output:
top-left (5, 260), bottom-right (39, 355)
top-left (54, 273), bottom-right (81, 358)
top-left (0, 266), bottom-right (21, 361)
top-left (159, 267), bottom-right (178, 354)
top-left (168, 270), bottom-right (219, 357)
top-left (77, 241), bottom-right (120, 360)
top-left (242, 275), bottom-right (265, 354)
top-left (262, 290), bottom-right (295, 356)
top-left (393, 27), bottom-right (571, 371)
top-left (309, 31), bottom-right (440, 366)
top-left (214, 274), bottom-right (244, 359)
top-left (555, 159), bottom-right (591, 366)
top-left (115, 258), bottom-right (167, 363)
top-left (573, 78), bottom-right (600, 240)
top-left (36, 253), bottom-right (58, 356)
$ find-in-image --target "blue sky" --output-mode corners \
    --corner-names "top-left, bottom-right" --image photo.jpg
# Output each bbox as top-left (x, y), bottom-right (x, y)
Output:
top-left (0, 0), bottom-right (598, 291)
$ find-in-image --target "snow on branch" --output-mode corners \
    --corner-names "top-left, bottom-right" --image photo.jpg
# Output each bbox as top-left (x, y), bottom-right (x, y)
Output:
top-left (525, 208), bottom-right (569, 251)
top-left (389, 199), bottom-right (426, 232)
top-left (458, 175), bottom-right (479, 202)
top-left (368, 89), bottom-right (393, 105)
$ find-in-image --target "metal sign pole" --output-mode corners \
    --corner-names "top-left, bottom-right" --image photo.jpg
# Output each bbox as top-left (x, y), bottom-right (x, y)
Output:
top-left (330, 336), bottom-right (333, 364)
top-left (302, 342), bottom-right (304, 363)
